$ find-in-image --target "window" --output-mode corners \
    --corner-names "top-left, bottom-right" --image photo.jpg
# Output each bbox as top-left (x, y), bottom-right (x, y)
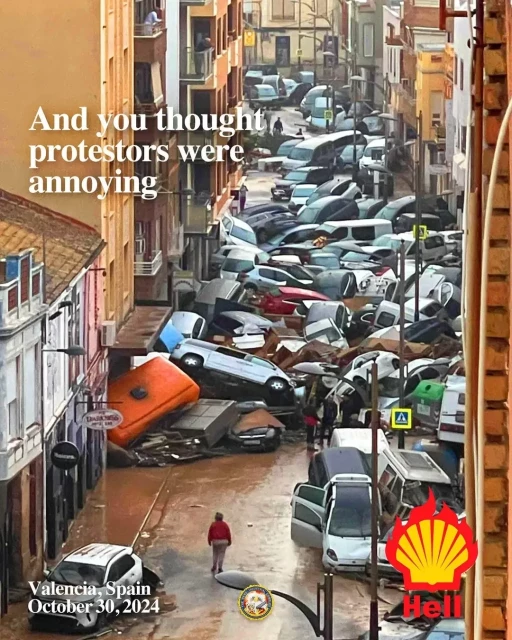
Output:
top-left (217, 347), bottom-right (246, 360)
top-left (353, 226), bottom-right (376, 241)
top-left (155, 217), bottom-right (162, 252)
top-left (297, 485), bottom-right (325, 505)
top-left (7, 356), bottom-right (21, 439)
top-left (295, 504), bottom-right (322, 529)
top-left (23, 345), bottom-right (38, 429)
top-left (271, 0), bottom-right (294, 20)
top-left (454, 55), bottom-right (458, 85)
top-left (116, 555), bottom-right (136, 578)
top-left (377, 311), bottom-right (396, 328)
top-left (213, 315), bottom-right (240, 332)
top-left (260, 268), bottom-right (280, 280)
top-left (460, 59), bottom-right (464, 90)
top-left (461, 126), bottom-right (467, 154)
top-left (362, 24), bottom-right (375, 58)
top-left (50, 562), bottom-right (106, 587)
top-left (422, 302), bottom-right (442, 317)
top-left (248, 356), bottom-right (275, 369)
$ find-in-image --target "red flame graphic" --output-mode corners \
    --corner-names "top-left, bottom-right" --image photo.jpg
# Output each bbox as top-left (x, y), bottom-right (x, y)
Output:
top-left (385, 490), bottom-right (478, 592)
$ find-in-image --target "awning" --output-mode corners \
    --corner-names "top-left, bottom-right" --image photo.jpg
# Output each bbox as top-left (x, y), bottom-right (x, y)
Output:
top-left (109, 305), bottom-right (173, 356)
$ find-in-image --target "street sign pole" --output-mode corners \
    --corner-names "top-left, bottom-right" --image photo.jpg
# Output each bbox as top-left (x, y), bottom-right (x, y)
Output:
top-left (370, 362), bottom-right (380, 640)
top-left (398, 240), bottom-right (406, 449)
top-left (414, 111), bottom-right (423, 322)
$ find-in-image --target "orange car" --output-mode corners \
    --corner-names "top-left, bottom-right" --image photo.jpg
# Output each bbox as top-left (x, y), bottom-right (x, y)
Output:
top-left (107, 356), bottom-right (200, 447)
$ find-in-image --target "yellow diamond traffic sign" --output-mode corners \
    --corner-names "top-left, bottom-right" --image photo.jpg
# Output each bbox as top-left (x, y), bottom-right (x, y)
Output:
top-left (413, 224), bottom-right (428, 241)
top-left (391, 408), bottom-right (412, 430)
top-left (324, 109), bottom-right (334, 121)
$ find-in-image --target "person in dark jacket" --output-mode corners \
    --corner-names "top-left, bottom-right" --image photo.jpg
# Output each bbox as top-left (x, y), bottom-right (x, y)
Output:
top-left (208, 512), bottom-right (232, 573)
top-left (319, 396), bottom-right (337, 446)
top-left (273, 117), bottom-right (283, 135)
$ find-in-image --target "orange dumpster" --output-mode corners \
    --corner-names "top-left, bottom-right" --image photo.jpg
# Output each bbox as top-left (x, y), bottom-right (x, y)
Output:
top-left (107, 356), bottom-right (200, 447)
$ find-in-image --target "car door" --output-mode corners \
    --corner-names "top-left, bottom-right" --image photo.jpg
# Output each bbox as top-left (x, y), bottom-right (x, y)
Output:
top-left (259, 267), bottom-right (287, 286)
top-left (209, 346), bottom-right (247, 377)
top-left (244, 355), bottom-right (276, 383)
top-left (291, 484), bottom-right (326, 548)
top-left (105, 555), bottom-right (136, 608)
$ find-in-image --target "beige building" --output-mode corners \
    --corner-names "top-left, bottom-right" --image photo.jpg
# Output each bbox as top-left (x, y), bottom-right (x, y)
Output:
top-left (244, 0), bottom-right (339, 72)
top-left (0, 0), bottom-right (134, 327)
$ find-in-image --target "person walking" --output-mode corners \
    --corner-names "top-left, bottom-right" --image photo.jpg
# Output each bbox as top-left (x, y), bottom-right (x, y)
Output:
top-left (272, 117), bottom-right (283, 136)
top-left (263, 110), bottom-right (272, 133)
top-left (320, 396), bottom-right (337, 446)
top-left (303, 404), bottom-right (320, 451)
top-left (208, 512), bottom-right (232, 573)
top-left (239, 184), bottom-right (248, 211)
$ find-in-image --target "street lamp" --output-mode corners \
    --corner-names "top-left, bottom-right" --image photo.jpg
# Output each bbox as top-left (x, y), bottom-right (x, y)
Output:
top-left (215, 570), bottom-right (334, 639)
top-left (42, 346), bottom-right (86, 357)
top-left (365, 163), bottom-right (393, 201)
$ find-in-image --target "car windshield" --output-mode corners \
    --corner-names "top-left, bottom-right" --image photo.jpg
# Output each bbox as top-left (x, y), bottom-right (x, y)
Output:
top-left (293, 185), bottom-right (316, 197)
top-left (342, 251), bottom-right (373, 262)
top-left (258, 86), bottom-right (276, 97)
top-left (297, 204), bottom-right (322, 223)
top-left (285, 171), bottom-right (309, 182)
top-left (378, 376), bottom-right (401, 398)
top-left (223, 258), bottom-right (254, 272)
top-left (376, 203), bottom-right (402, 220)
top-left (362, 116), bottom-right (383, 133)
top-left (328, 486), bottom-right (372, 537)
top-left (307, 326), bottom-right (341, 342)
top-left (277, 142), bottom-right (296, 156)
top-left (49, 561), bottom-right (106, 587)
top-left (373, 235), bottom-right (412, 252)
top-left (311, 254), bottom-right (339, 269)
top-left (230, 225), bottom-right (257, 244)
top-left (340, 145), bottom-right (365, 160)
top-left (288, 147), bottom-right (314, 161)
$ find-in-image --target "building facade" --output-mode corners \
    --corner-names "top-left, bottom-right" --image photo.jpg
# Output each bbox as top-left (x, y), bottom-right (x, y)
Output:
top-left (179, 0), bottom-right (244, 281)
top-left (0, 0), bottom-right (134, 328)
top-left (0, 250), bottom-right (45, 616)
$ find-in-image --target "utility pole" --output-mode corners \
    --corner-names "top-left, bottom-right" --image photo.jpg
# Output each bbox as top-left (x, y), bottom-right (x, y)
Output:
top-left (298, 0), bottom-right (302, 71)
top-left (351, 18), bottom-right (358, 183)
top-left (398, 240), bottom-right (406, 450)
top-left (414, 111), bottom-right (423, 322)
top-left (313, 10), bottom-right (318, 81)
top-left (370, 362), bottom-right (380, 640)
top-left (323, 572), bottom-right (334, 640)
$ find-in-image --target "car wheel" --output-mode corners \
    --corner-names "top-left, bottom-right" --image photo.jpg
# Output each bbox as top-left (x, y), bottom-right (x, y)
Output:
top-left (257, 229), bottom-right (268, 243)
top-left (181, 354), bottom-right (204, 368)
top-left (266, 377), bottom-right (288, 392)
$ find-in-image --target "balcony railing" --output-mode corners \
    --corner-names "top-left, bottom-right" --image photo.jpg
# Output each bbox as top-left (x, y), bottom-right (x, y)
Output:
top-left (134, 22), bottom-right (165, 37)
top-left (134, 250), bottom-right (163, 276)
top-left (180, 47), bottom-right (213, 83)
top-left (183, 193), bottom-right (212, 234)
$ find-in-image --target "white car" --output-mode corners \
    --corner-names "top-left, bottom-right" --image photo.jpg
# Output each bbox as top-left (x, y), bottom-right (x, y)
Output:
top-left (304, 318), bottom-right (348, 349)
top-left (219, 247), bottom-right (270, 280)
top-left (239, 263), bottom-right (315, 290)
top-left (291, 474), bottom-right (374, 572)
top-left (359, 137), bottom-right (389, 171)
top-left (168, 311), bottom-right (207, 339)
top-left (171, 338), bottom-right (293, 392)
top-left (219, 214), bottom-right (258, 248)
top-left (333, 351), bottom-right (400, 396)
top-left (288, 184), bottom-right (318, 213)
top-left (373, 232), bottom-right (448, 264)
top-left (28, 544), bottom-right (144, 631)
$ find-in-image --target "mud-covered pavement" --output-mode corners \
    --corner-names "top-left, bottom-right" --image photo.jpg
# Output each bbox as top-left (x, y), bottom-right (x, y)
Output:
top-left (1, 443), bottom-right (401, 640)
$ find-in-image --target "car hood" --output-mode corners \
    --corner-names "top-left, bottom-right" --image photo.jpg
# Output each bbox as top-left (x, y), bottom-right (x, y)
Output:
top-left (326, 535), bottom-right (371, 562)
top-left (281, 159), bottom-right (307, 171)
top-left (274, 179), bottom-right (297, 188)
top-left (231, 426), bottom-right (275, 437)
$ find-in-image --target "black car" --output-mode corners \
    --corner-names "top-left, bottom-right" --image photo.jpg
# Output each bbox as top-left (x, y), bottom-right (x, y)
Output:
top-left (395, 212), bottom-right (444, 233)
top-left (228, 423), bottom-right (282, 452)
top-left (244, 212), bottom-right (298, 244)
top-left (304, 177), bottom-right (362, 206)
top-left (271, 166), bottom-right (333, 201)
top-left (403, 318), bottom-right (457, 343)
top-left (313, 269), bottom-right (358, 299)
top-left (240, 203), bottom-right (289, 218)
top-left (356, 197), bottom-right (385, 219)
top-left (297, 196), bottom-right (359, 225)
top-left (375, 195), bottom-right (452, 228)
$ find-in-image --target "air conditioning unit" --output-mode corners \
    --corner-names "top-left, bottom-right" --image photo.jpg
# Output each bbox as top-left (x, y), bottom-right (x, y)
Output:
top-left (101, 321), bottom-right (116, 347)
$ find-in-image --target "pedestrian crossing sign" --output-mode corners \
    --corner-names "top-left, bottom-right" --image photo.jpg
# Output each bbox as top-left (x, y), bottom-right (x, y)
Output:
top-left (391, 408), bottom-right (412, 430)
top-left (324, 110), bottom-right (334, 121)
top-left (244, 30), bottom-right (256, 47)
top-left (413, 224), bottom-right (428, 241)
top-left (296, 49), bottom-right (303, 57)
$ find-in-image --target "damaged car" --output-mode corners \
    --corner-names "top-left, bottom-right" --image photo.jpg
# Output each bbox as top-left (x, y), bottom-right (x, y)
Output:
top-left (228, 409), bottom-right (285, 452)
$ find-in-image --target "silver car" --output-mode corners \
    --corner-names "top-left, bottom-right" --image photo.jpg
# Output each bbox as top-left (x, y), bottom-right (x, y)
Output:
top-left (171, 339), bottom-right (293, 392)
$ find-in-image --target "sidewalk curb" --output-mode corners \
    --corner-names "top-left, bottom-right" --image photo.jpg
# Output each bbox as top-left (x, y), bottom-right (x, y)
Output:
top-left (132, 467), bottom-right (173, 548)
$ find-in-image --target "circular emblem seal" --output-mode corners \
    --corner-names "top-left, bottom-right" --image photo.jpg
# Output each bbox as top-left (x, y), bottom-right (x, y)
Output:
top-left (238, 585), bottom-right (274, 621)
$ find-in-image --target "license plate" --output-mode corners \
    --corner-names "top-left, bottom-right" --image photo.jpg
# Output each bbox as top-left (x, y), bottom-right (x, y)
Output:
top-left (244, 439), bottom-right (261, 445)
top-left (417, 404), bottom-right (430, 416)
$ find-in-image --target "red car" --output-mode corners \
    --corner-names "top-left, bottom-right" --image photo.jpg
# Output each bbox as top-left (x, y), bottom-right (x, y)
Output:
top-left (257, 287), bottom-right (331, 315)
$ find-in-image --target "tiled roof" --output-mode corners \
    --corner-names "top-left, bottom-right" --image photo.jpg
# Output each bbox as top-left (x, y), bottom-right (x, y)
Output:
top-left (0, 190), bottom-right (104, 303)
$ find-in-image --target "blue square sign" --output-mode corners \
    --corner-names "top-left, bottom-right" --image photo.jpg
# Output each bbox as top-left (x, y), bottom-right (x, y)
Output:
top-left (391, 408), bottom-right (412, 430)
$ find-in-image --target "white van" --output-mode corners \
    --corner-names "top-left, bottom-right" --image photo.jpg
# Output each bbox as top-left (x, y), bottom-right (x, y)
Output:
top-left (291, 473), bottom-right (377, 572)
top-left (378, 448), bottom-right (458, 521)
top-left (359, 138), bottom-right (391, 170)
top-left (330, 427), bottom-right (390, 454)
top-left (318, 219), bottom-right (393, 243)
top-left (438, 375), bottom-right (465, 445)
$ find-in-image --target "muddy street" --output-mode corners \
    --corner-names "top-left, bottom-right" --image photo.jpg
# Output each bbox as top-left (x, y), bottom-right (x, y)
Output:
top-left (1, 443), bottom-right (401, 640)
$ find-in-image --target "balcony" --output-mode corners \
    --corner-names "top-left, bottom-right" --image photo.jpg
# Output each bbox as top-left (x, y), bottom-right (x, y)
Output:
top-left (180, 47), bottom-right (213, 84)
top-left (134, 250), bottom-right (163, 276)
top-left (183, 193), bottom-right (212, 234)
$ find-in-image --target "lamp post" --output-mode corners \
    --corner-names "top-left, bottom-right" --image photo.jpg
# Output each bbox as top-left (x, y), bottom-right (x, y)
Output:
top-left (42, 346), bottom-right (86, 357)
top-left (398, 239), bottom-right (406, 450)
top-left (370, 361), bottom-right (380, 640)
top-left (414, 112), bottom-right (424, 322)
top-left (215, 570), bottom-right (334, 640)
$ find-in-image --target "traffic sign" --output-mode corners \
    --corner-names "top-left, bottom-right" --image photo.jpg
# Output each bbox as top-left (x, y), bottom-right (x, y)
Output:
top-left (413, 224), bottom-right (428, 240)
top-left (296, 49), bottom-right (303, 57)
top-left (391, 408), bottom-right (412, 430)
top-left (324, 109), bottom-right (334, 121)
top-left (244, 30), bottom-right (256, 47)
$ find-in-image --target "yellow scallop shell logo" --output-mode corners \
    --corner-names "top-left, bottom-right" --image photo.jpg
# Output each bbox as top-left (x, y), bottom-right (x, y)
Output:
top-left (385, 491), bottom-right (477, 592)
